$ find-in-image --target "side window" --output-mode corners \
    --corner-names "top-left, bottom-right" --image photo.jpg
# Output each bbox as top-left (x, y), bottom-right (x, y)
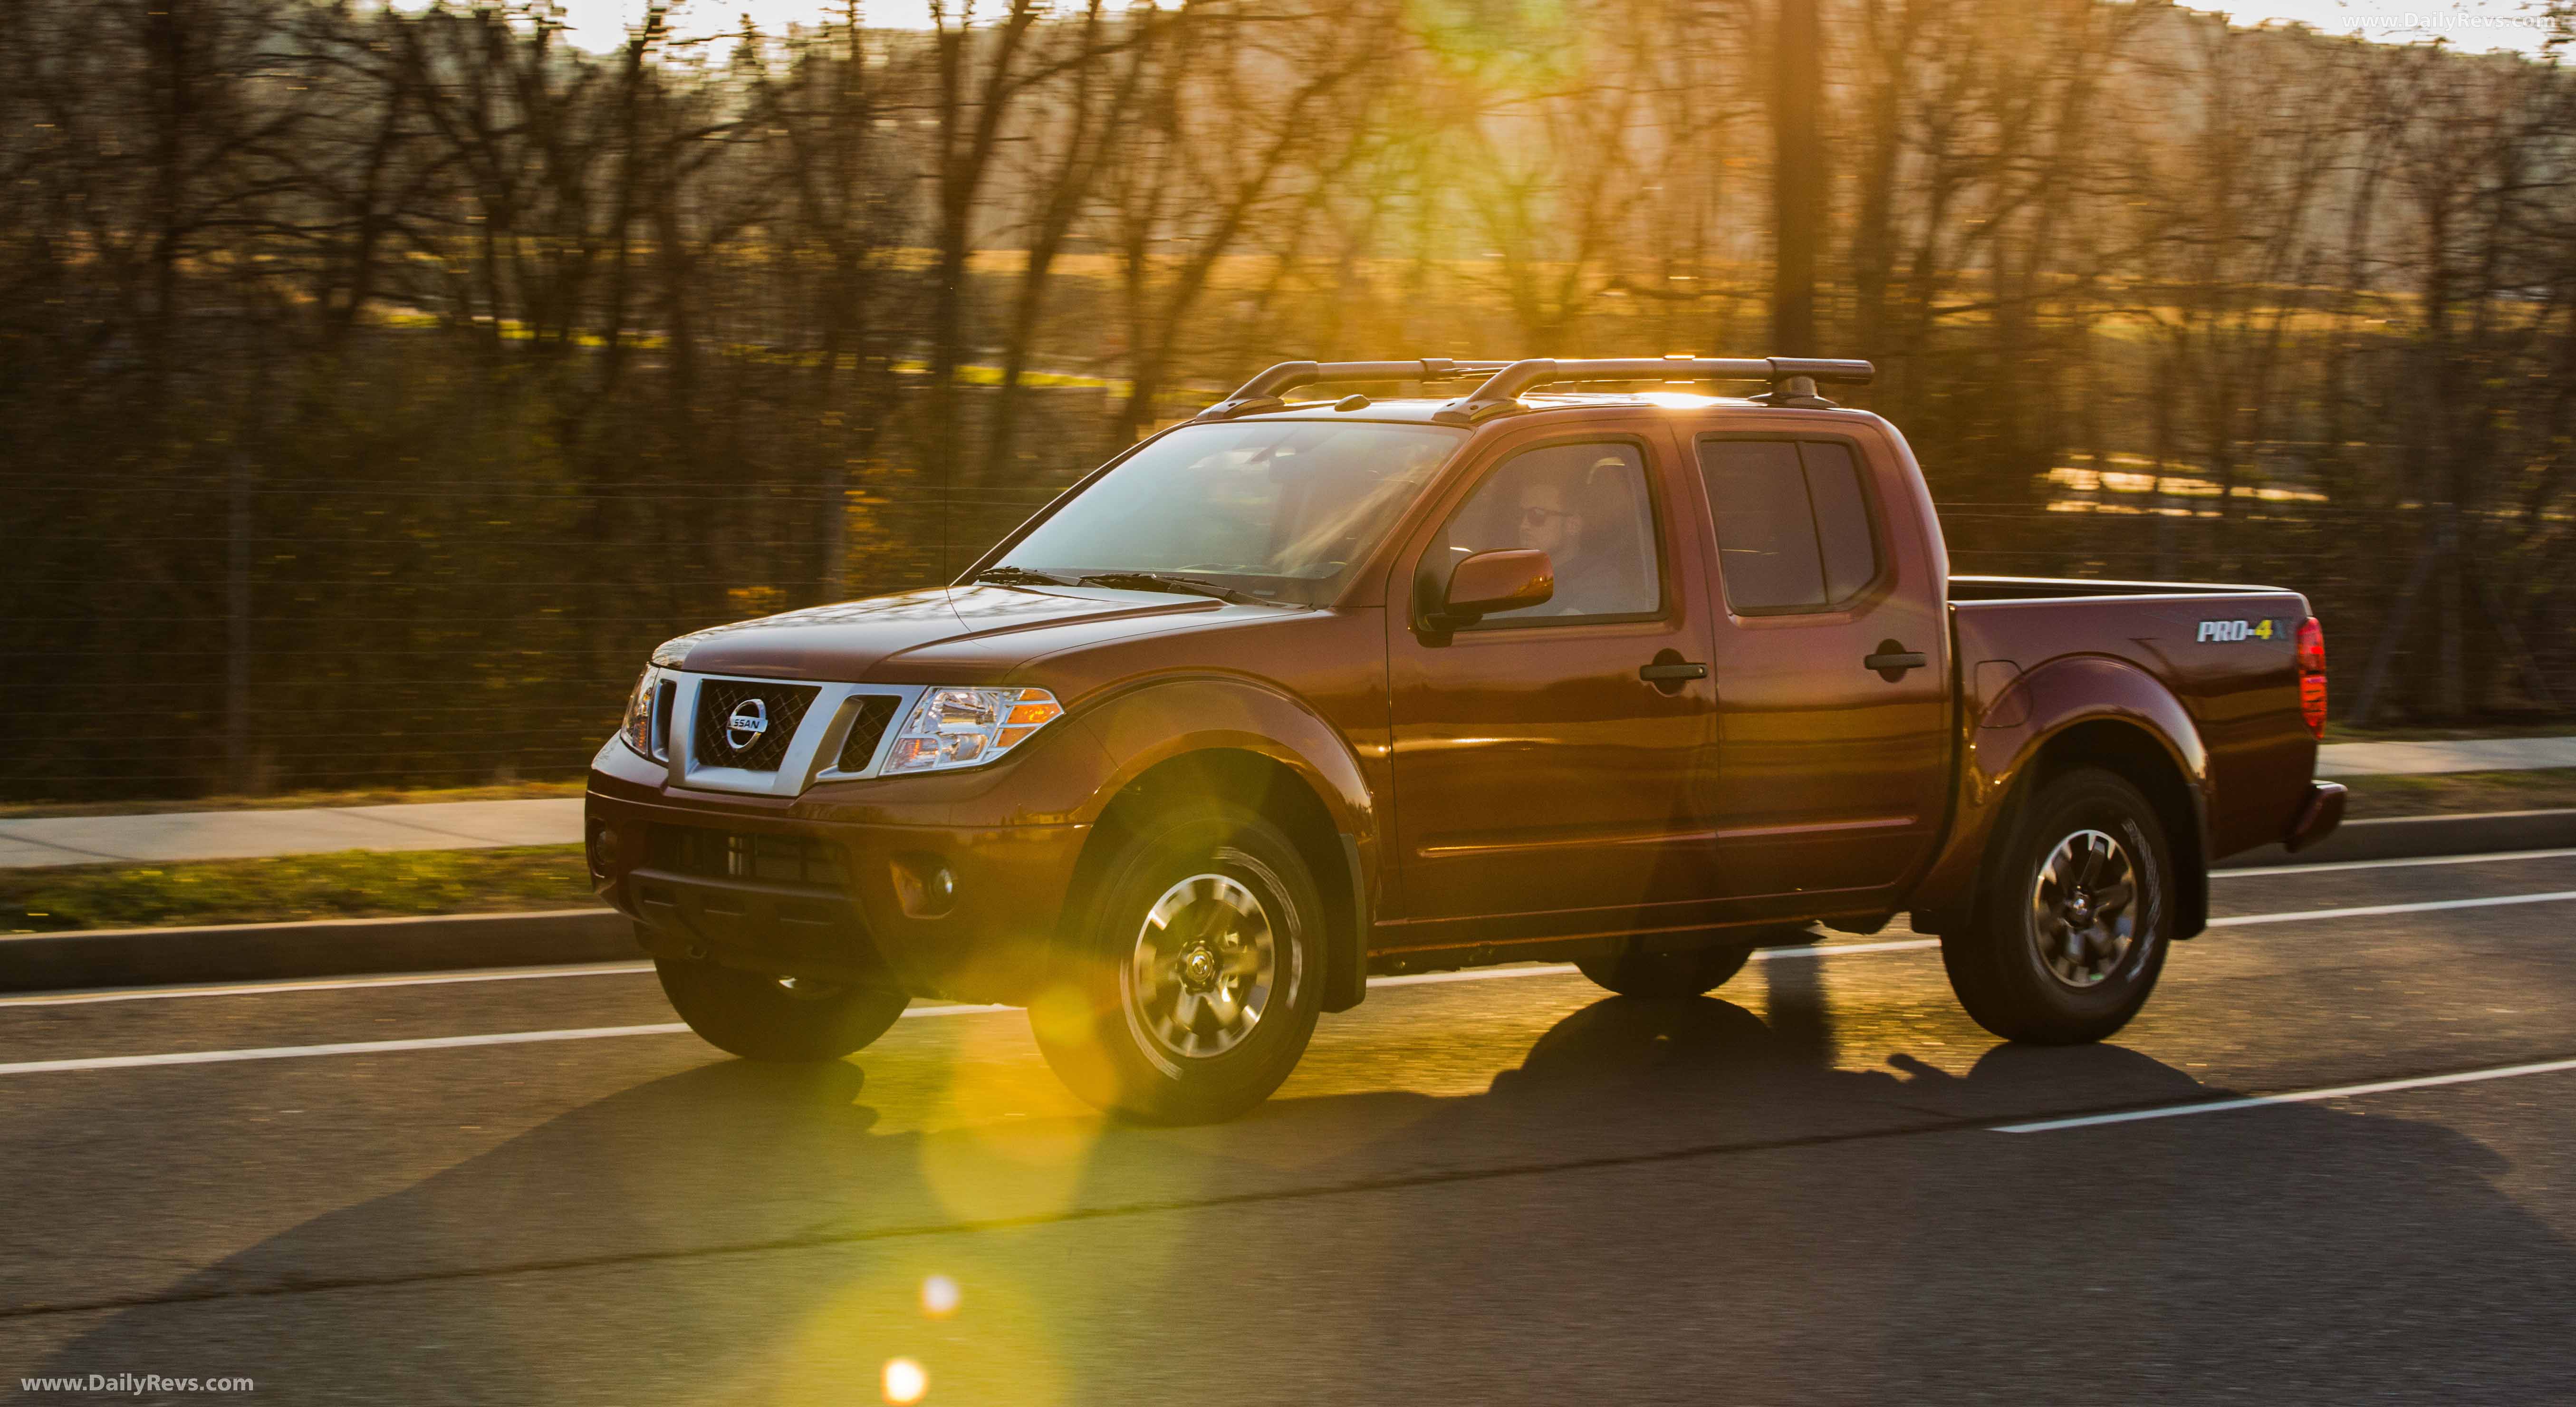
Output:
top-left (1425, 442), bottom-right (1663, 622)
top-left (1698, 439), bottom-right (1882, 612)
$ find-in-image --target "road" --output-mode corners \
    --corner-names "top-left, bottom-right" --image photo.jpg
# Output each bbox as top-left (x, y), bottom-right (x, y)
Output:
top-left (4, 852), bottom-right (2574, 1404)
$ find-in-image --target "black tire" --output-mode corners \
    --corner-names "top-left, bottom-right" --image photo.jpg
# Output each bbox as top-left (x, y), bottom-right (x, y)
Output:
top-left (1576, 938), bottom-right (1756, 998)
top-left (656, 955), bottom-right (909, 1062)
top-left (1942, 767), bottom-right (2173, 1044)
top-left (1028, 801), bottom-right (1324, 1124)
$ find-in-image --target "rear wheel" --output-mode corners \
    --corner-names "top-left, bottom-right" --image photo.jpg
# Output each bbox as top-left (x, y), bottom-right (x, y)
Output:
top-left (1942, 767), bottom-right (2172, 1044)
top-left (656, 956), bottom-right (909, 1062)
top-left (1029, 802), bottom-right (1323, 1124)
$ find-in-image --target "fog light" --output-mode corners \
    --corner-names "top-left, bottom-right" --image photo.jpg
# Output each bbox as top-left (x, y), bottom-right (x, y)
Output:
top-left (891, 855), bottom-right (960, 918)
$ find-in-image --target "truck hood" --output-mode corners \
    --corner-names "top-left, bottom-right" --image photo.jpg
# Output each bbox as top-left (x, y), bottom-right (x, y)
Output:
top-left (664, 584), bottom-right (1238, 683)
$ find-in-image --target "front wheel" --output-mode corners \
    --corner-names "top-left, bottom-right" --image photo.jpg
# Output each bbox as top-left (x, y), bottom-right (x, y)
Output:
top-left (1029, 802), bottom-right (1324, 1124)
top-left (656, 955), bottom-right (910, 1062)
top-left (1942, 767), bottom-right (2173, 1044)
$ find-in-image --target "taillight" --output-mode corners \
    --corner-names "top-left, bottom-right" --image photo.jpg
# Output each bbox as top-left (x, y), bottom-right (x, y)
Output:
top-left (2296, 616), bottom-right (2327, 740)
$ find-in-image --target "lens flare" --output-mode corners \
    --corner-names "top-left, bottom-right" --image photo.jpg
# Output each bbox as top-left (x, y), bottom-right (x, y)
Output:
top-left (882, 1357), bottom-right (928, 1405)
top-left (921, 1274), bottom-right (961, 1318)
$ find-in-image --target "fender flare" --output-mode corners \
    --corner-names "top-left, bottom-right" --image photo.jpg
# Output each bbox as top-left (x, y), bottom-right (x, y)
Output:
top-left (1911, 655), bottom-right (2211, 937)
top-left (1068, 674), bottom-right (1381, 1011)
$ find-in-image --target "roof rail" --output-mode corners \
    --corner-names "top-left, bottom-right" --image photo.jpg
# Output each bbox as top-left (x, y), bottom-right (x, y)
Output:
top-left (1193, 359), bottom-right (1513, 421)
top-left (1433, 357), bottom-right (1875, 424)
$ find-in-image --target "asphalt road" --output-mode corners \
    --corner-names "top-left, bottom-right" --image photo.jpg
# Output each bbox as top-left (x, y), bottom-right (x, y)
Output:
top-left (3, 852), bottom-right (2574, 1405)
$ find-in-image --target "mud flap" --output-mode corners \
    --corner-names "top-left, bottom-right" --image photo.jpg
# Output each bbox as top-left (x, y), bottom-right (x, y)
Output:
top-left (1323, 832), bottom-right (1369, 1013)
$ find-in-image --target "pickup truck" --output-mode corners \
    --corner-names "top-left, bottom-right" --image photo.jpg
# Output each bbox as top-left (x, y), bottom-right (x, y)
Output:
top-left (585, 356), bottom-right (2345, 1122)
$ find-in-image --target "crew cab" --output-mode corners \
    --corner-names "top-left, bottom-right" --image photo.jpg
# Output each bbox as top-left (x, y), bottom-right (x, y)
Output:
top-left (585, 356), bottom-right (2345, 1122)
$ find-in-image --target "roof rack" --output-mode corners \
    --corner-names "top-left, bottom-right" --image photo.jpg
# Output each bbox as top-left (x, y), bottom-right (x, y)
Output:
top-left (1192, 359), bottom-right (1515, 421)
top-left (1434, 357), bottom-right (1874, 423)
top-left (1190, 356), bottom-right (1875, 424)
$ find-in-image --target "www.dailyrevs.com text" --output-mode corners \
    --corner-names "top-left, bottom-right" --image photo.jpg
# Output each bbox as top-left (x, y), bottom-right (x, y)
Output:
top-left (19, 1374), bottom-right (255, 1395)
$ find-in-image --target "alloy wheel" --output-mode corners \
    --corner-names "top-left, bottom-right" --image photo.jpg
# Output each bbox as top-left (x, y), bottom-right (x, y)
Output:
top-left (2028, 828), bottom-right (2139, 988)
top-left (1123, 872), bottom-right (1278, 1060)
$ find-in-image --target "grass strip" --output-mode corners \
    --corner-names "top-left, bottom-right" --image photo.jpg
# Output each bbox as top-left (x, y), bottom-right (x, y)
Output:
top-left (1, 846), bottom-right (593, 934)
top-left (2340, 768), bottom-right (2576, 819)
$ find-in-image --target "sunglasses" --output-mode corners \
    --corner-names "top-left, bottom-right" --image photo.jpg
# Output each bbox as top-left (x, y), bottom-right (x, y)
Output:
top-left (1520, 506), bottom-right (1575, 528)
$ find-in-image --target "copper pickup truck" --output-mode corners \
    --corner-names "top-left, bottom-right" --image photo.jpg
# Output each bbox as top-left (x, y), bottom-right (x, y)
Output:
top-left (586, 356), bottom-right (2345, 1122)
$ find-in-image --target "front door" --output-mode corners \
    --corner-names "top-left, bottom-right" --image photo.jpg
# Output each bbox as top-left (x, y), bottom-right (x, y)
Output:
top-left (1682, 424), bottom-right (1951, 913)
top-left (1382, 428), bottom-right (1723, 947)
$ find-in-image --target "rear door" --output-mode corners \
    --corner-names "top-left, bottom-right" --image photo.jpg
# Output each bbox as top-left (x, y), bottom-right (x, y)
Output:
top-left (1381, 423), bottom-right (1726, 945)
top-left (1682, 423), bottom-right (1951, 914)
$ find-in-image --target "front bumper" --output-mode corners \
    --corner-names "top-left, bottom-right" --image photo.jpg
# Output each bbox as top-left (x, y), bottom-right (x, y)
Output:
top-left (2282, 781), bottom-right (2348, 854)
top-left (586, 766), bottom-right (1088, 1004)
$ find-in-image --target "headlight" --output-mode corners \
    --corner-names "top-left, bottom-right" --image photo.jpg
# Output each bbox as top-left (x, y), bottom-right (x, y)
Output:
top-left (620, 668), bottom-right (666, 759)
top-left (884, 687), bottom-right (1064, 774)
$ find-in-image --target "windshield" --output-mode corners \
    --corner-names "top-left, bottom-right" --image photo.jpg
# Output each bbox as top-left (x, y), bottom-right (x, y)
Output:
top-left (993, 420), bottom-right (1468, 604)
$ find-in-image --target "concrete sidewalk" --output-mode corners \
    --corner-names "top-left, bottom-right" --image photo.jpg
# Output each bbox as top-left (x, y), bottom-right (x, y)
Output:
top-left (0, 734), bottom-right (2571, 871)
top-left (0, 799), bottom-right (584, 871)
top-left (2314, 735), bottom-right (2576, 778)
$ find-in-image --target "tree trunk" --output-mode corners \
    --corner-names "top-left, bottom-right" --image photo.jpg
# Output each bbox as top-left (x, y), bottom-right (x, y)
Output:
top-left (1769, 0), bottom-right (1821, 356)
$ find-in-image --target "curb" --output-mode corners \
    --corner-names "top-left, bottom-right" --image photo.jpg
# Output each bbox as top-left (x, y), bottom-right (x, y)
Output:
top-left (0, 909), bottom-right (634, 994)
top-left (6, 809), bottom-right (2573, 994)
top-left (2214, 808), bottom-right (2576, 869)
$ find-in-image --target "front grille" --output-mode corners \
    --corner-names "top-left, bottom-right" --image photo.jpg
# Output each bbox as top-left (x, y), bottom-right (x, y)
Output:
top-left (693, 680), bottom-right (820, 772)
top-left (837, 694), bottom-right (904, 772)
top-left (647, 824), bottom-right (847, 887)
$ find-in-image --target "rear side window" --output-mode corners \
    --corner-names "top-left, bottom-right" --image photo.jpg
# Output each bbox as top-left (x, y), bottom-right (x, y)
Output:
top-left (1698, 439), bottom-right (1882, 612)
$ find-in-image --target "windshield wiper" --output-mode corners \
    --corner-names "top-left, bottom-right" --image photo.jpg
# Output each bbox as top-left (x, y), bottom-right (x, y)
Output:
top-left (1077, 571), bottom-right (1269, 605)
top-left (971, 566), bottom-right (1076, 587)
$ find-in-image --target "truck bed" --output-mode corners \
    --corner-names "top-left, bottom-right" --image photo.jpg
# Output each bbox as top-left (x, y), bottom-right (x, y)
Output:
top-left (1949, 576), bottom-right (2321, 860)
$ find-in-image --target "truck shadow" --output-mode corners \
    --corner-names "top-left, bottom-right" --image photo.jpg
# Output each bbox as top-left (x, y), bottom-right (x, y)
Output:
top-left (23, 963), bottom-right (2576, 1403)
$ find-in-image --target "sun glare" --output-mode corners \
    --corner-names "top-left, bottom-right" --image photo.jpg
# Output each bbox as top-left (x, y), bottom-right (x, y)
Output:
top-left (882, 1357), bottom-right (929, 1405)
top-left (921, 1274), bottom-right (962, 1318)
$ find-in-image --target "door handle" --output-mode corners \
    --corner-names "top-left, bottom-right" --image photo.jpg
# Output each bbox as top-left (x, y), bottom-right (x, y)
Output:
top-left (1639, 661), bottom-right (1709, 682)
top-left (1865, 649), bottom-right (1928, 677)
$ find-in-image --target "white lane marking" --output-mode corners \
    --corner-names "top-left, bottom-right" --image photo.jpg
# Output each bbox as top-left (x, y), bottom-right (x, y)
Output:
top-left (1370, 963), bottom-right (1576, 988)
top-left (4, 883), bottom-right (2565, 1022)
top-left (2218, 848), bottom-right (2576, 878)
top-left (0, 963), bottom-right (657, 1008)
top-left (0, 1024), bottom-right (692, 1077)
top-left (5, 894), bottom-right (2566, 1077)
top-left (0, 1001), bottom-right (1016, 1075)
top-left (1115, 939), bottom-right (1936, 993)
top-left (0, 937), bottom-right (1939, 1009)
top-left (0, 884), bottom-right (2563, 1022)
top-left (0, 943), bottom-right (1935, 1077)
top-left (1755, 938), bottom-right (1938, 961)
top-left (1996, 1057), bottom-right (2576, 1133)
top-left (0, 874), bottom-right (2556, 1011)
top-left (2206, 890), bottom-right (2576, 928)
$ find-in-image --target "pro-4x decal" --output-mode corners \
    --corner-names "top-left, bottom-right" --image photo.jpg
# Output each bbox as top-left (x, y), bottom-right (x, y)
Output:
top-left (2196, 618), bottom-right (2279, 643)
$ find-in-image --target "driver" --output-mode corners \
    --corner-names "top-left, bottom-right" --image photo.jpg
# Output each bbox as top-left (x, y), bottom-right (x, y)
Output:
top-left (1513, 464), bottom-right (1634, 616)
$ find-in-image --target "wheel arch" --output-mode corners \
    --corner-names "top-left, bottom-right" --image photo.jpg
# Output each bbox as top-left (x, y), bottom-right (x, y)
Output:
top-left (1065, 675), bottom-right (1380, 1012)
top-left (1909, 655), bottom-right (2211, 938)
top-left (2018, 719), bottom-right (2209, 939)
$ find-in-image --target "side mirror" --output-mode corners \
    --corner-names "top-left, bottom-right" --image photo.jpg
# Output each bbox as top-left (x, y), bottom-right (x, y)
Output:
top-left (1435, 549), bottom-right (1553, 628)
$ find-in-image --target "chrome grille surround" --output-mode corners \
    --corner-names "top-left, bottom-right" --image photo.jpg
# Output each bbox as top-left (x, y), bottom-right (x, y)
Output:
top-left (659, 674), bottom-right (924, 798)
